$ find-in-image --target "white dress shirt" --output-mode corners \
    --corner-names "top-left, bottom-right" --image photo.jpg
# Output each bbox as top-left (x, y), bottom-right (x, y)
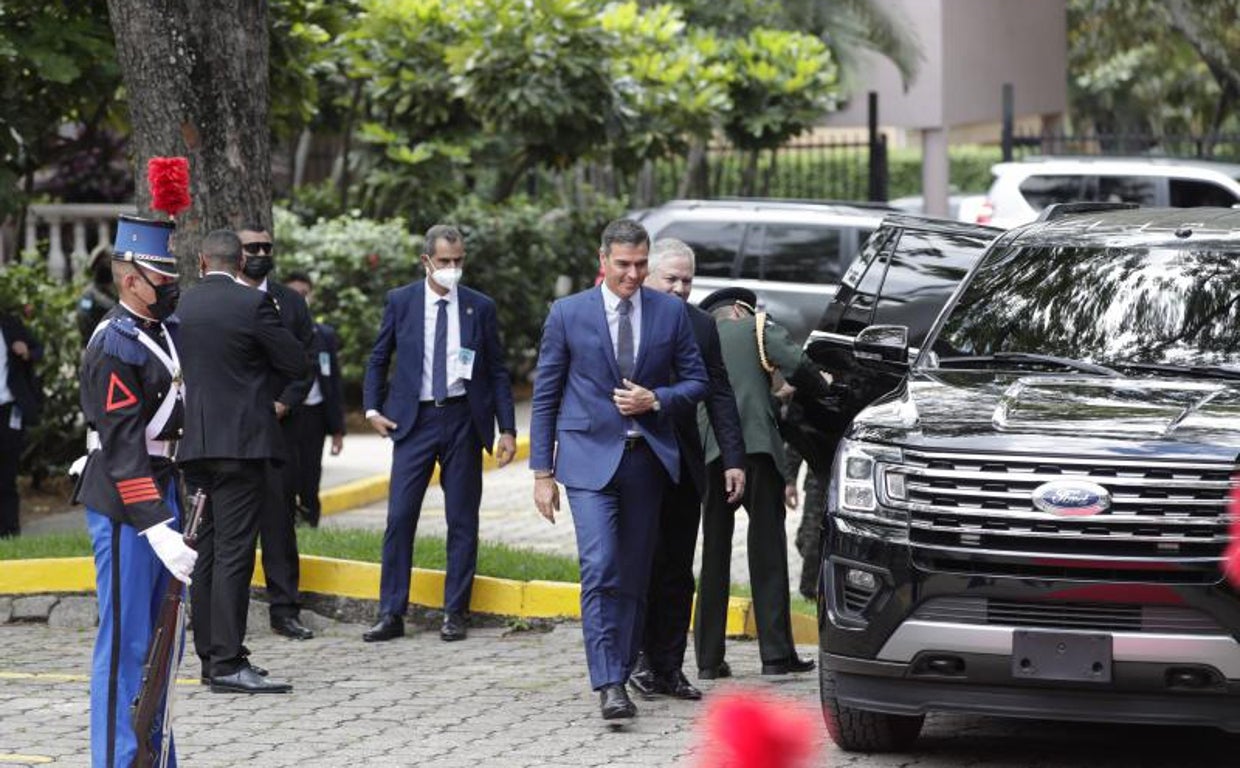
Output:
top-left (600, 282), bottom-right (641, 365)
top-left (421, 279), bottom-right (466, 401)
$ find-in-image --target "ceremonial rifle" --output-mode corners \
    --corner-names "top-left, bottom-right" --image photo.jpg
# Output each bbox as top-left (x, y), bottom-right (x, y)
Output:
top-left (132, 488), bottom-right (206, 768)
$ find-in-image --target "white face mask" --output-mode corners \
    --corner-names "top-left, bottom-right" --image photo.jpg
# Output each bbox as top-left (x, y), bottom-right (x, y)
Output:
top-left (430, 266), bottom-right (462, 291)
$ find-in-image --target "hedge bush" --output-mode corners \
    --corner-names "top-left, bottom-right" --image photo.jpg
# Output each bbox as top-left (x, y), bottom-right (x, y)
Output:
top-left (0, 263), bottom-right (85, 476)
top-left (274, 193), bottom-right (624, 399)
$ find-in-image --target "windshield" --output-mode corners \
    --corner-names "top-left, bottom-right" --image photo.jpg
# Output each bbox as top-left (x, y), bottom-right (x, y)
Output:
top-left (931, 244), bottom-right (1240, 370)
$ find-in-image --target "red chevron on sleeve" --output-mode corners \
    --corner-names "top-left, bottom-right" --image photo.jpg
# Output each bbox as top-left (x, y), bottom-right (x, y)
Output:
top-left (116, 477), bottom-right (161, 505)
top-left (105, 372), bottom-right (139, 412)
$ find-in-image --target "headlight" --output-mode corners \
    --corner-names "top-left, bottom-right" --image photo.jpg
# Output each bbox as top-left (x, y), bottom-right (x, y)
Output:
top-left (835, 439), bottom-right (907, 525)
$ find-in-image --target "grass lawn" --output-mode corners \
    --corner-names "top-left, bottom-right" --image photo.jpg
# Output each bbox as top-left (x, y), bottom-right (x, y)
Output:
top-left (0, 528), bottom-right (814, 615)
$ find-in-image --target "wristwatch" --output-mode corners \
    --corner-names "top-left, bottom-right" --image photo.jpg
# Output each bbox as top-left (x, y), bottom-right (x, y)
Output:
top-left (651, 397), bottom-right (661, 413)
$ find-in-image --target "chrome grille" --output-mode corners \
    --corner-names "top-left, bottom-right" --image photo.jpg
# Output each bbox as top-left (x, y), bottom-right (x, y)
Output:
top-left (889, 450), bottom-right (1235, 573)
top-left (912, 596), bottom-right (1225, 634)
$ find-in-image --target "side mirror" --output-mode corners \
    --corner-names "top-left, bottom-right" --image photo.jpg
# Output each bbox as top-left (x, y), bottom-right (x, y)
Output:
top-left (854, 325), bottom-right (909, 365)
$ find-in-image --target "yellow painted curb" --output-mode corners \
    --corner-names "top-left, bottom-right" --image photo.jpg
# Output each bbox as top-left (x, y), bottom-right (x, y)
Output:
top-left (0, 552), bottom-right (817, 643)
top-left (318, 436), bottom-right (530, 517)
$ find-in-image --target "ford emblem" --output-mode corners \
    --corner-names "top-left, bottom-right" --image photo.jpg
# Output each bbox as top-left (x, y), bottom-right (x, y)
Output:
top-left (1031, 480), bottom-right (1111, 517)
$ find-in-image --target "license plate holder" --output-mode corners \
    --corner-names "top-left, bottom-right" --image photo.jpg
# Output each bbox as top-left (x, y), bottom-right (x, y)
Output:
top-left (1011, 630), bottom-right (1112, 683)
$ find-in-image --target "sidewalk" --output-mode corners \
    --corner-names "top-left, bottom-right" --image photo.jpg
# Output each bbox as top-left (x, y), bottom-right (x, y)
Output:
top-left (26, 399), bottom-right (814, 588)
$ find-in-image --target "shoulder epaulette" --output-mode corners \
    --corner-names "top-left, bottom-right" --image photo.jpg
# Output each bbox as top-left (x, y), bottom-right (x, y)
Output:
top-left (95, 316), bottom-right (148, 366)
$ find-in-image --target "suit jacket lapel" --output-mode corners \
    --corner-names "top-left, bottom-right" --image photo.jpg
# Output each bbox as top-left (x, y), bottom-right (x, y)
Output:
top-left (633, 287), bottom-right (656, 380)
top-left (410, 282), bottom-right (426, 368)
top-left (459, 290), bottom-right (476, 351)
top-left (592, 287), bottom-right (622, 382)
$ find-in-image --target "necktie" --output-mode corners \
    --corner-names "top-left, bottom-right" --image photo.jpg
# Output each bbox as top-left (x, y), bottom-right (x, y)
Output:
top-left (433, 298), bottom-right (448, 402)
top-left (616, 298), bottom-right (634, 381)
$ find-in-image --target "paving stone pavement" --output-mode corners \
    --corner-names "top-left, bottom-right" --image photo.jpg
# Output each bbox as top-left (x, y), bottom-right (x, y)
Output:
top-left (4, 620), bottom-right (1240, 767)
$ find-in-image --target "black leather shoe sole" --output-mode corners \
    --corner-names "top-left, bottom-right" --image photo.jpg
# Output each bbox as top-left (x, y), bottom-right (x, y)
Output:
top-left (697, 662), bottom-right (732, 680)
top-left (210, 680), bottom-right (292, 694)
top-left (601, 704), bottom-right (636, 720)
top-left (439, 626), bottom-right (467, 642)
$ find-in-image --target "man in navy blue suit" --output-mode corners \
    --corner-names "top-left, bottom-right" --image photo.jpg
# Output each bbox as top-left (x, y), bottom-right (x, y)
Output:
top-left (530, 219), bottom-right (709, 721)
top-left (362, 224), bottom-right (517, 643)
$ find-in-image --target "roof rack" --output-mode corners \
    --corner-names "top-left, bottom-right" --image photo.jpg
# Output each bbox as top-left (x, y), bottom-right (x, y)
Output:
top-left (681, 197), bottom-right (898, 211)
top-left (1036, 201), bottom-right (1139, 222)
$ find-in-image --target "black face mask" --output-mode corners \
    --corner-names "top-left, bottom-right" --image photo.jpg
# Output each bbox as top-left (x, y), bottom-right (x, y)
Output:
top-left (242, 255), bottom-right (274, 280)
top-left (139, 268), bottom-right (181, 321)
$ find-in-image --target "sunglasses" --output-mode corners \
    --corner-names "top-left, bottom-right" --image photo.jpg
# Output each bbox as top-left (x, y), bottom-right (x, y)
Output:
top-left (242, 242), bottom-right (275, 255)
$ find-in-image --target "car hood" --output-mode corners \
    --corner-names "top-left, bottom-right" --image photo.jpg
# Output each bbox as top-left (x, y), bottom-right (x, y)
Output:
top-left (850, 369), bottom-right (1240, 460)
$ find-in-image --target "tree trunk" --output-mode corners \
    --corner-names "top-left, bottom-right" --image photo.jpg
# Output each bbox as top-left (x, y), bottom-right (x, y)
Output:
top-left (106, 0), bottom-right (271, 277)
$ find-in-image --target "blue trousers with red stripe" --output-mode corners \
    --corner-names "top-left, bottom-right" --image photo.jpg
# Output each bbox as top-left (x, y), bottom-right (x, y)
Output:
top-left (87, 483), bottom-right (181, 768)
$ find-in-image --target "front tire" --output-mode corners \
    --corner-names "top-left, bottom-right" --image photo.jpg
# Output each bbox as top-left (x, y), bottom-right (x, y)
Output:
top-left (820, 663), bottom-right (924, 752)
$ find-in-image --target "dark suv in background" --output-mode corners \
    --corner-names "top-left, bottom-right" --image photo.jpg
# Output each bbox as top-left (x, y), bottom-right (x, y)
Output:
top-left (816, 204), bottom-right (1240, 751)
top-left (632, 198), bottom-right (889, 343)
top-left (784, 214), bottom-right (1002, 477)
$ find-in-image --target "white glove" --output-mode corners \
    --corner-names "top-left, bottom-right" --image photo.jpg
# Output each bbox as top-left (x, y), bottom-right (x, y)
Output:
top-left (143, 522), bottom-right (197, 585)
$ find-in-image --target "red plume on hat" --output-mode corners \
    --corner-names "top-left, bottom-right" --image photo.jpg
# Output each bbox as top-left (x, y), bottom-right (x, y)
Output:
top-left (147, 156), bottom-right (191, 218)
top-left (1224, 480), bottom-right (1240, 589)
top-left (696, 690), bottom-right (817, 768)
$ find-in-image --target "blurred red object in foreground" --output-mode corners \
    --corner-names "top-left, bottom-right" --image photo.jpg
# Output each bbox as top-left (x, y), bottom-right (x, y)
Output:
top-left (696, 690), bottom-right (818, 768)
top-left (1225, 482), bottom-right (1240, 589)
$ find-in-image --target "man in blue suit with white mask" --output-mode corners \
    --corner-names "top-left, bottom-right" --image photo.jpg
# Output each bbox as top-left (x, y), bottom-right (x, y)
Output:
top-left (363, 224), bottom-right (517, 644)
top-left (530, 218), bottom-right (709, 722)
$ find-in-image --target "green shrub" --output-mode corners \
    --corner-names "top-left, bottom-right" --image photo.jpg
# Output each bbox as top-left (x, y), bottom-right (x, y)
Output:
top-left (0, 262), bottom-right (85, 476)
top-left (275, 193), bottom-right (624, 397)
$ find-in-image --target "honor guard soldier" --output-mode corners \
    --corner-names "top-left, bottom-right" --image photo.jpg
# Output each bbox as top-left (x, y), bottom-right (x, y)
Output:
top-left (76, 212), bottom-right (197, 768)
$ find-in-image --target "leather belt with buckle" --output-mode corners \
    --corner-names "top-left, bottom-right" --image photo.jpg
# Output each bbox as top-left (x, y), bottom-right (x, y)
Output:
top-left (623, 435), bottom-right (645, 450)
top-left (422, 395), bottom-right (468, 408)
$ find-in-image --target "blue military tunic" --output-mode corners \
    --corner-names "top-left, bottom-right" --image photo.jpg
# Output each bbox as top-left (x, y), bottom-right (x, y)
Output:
top-left (77, 304), bottom-right (184, 768)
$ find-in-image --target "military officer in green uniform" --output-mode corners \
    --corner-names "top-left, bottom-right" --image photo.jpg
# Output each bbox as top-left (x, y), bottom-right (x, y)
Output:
top-left (693, 287), bottom-right (828, 679)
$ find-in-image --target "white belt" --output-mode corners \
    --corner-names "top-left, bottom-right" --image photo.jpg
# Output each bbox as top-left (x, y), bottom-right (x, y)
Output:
top-left (85, 429), bottom-right (173, 458)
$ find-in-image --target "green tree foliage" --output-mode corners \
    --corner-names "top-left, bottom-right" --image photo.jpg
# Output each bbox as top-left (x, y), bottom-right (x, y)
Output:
top-left (0, 264), bottom-right (83, 475)
top-left (0, 1), bottom-right (121, 215)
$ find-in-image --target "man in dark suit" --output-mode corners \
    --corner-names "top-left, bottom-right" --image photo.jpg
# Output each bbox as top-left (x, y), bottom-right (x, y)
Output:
top-left (285, 272), bottom-right (346, 527)
top-left (0, 309), bottom-right (43, 538)
top-left (628, 238), bottom-right (745, 702)
top-left (236, 224), bottom-right (317, 641)
top-left (178, 229), bottom-right (308, 694)
top-left (530, 219), bottom-right (709, 721)
top-left (362, 224), bottom-right (517, 644)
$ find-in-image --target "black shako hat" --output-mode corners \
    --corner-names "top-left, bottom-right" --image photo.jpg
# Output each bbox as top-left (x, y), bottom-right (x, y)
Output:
top-left (698, 286), bottom-right (758, 314)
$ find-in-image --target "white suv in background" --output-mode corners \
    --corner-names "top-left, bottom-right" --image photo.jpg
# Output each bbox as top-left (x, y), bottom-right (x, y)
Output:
top-left (975, 156), bottom-right (1240, 228)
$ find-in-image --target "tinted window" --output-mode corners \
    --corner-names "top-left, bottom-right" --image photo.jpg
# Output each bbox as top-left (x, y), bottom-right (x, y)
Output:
top-left (841, 228), bottom-right (887, 288)
top-left (875, 229), bottom-right (993, 345)
top-left (754, 223), bottom-right (844, 284)
top-left (1019, 175), bottom-right (1086, 210)
top-left (1169, 178), bottom-right (1239, 208)
top-left (934, 245), bottom-right (1240, 367)
top-left (655, 221), bottom-right (743, 277)
top-left (836, 231), bottom-right (892, 335)
top-left (1095, 175), bottom-right (1159, 206)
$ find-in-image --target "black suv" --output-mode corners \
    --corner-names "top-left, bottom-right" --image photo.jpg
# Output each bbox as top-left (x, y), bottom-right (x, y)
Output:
top-left (786, 214), bottom-right (1001, 476)
top-left (816, 205), bottom-right (1240, 751)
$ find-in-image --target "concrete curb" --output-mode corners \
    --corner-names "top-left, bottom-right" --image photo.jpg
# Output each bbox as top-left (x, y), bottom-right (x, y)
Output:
top-left (318, 436), bottom-right (531, 517)
top-left (0, 554), bottom-right (819, 645)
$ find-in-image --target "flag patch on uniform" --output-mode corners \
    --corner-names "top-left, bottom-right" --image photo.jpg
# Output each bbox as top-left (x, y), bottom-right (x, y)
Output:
top-left (105, 372), bottom-right (138, 412)
top-left (116, 477), bottom-right (160, 505)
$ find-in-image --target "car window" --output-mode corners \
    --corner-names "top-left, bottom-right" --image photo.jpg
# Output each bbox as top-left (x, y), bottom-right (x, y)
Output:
top-left (752, 223), bottom-right (844, 284)
top-left (1169, 178), bottom-right (1240, 208)
top-left (841, 228), bottom-right (888, 288)
top-left (875, 229), bottom-right (993, 345)
top-left (1095, 175), bottom-right (1159, 206)
top-left (837, 231), bottom-right (893, 335)
top-left (1019, 175), bottom-right (1086, 210)
top-left (653, 220), bottom-right (743, 277)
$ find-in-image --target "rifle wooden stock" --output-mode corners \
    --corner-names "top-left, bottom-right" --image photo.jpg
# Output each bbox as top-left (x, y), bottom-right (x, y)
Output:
top-left (131, 488), bottom-right (206, 768)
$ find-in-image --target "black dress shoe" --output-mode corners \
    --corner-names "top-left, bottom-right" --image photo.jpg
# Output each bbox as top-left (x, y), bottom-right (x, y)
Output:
top-left (664, 670), bottom-right (702, 700)
top-left (363, 614), bottom-right (405, 642)
top-left (761, 654), bottom-right (815, 675)
top-left (628, 667), bottom-right (663, 699)
top-left (271, 615), bottom-right (315, 640)
top-left (698, 660), bottom-right (732, 680)
top-left (201, 659), bottom-right (268, 685)
top-left (440, 613), bottom-right (467, 642)
top-left (209, 666), bottom-right (292, 694)
top-left (599, 684), bottom-right (637, 720)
